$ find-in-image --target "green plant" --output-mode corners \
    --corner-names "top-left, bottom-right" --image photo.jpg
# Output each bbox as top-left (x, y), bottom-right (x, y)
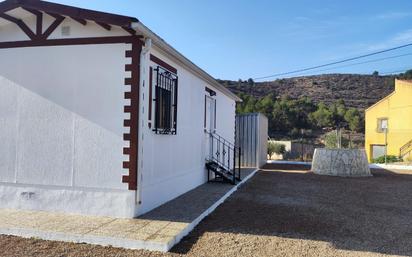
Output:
top-left (267, 141), bottom-right (276, 159)
top-left (267, 141), bottom-right (286, 159)
top-left (273, 143), bottom-right (286, 155)
top-left (372, 155), bottom-right (403, 164)
top-left (324, 131), bottom-right (349, 148)
top-left (309, 102), bottom-right (333, 128)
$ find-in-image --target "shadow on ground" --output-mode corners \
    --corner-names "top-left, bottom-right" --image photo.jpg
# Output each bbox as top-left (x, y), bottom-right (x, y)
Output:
top-left (172, 168), bottom-right (412, 256)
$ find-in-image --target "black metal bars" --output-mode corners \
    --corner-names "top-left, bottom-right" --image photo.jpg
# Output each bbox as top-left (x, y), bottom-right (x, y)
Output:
top-left (153, 66), bottom-right (178, 135)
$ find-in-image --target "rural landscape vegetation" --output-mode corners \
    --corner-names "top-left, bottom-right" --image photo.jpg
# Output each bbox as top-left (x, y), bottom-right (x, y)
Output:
top-left (1, 0), bottom-right (412, 257)
top-left (222, 70), bottom-right (412, 152)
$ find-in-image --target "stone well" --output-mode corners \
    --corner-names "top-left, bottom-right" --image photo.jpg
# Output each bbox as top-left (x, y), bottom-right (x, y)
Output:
top-left (312, 148), bottom-right (371, 177)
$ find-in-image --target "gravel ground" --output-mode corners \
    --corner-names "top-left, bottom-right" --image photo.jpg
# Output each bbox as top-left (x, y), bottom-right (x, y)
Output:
top-left (1, 169), bottom-right (412, 257)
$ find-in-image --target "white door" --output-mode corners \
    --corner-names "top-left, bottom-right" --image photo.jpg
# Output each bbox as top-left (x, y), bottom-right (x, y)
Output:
top-left (205, 95), bottom-right (216, 160)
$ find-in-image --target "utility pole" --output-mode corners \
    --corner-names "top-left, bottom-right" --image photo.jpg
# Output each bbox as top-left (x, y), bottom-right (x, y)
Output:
top-left (300, 129), bottom-right (304, 161)
top-left (384, 127), bottom-right (388, 165)
top-left (336, 126), bottom-right (341, 149)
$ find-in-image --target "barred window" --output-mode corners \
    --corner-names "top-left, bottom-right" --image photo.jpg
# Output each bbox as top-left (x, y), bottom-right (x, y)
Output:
top-left (153, 66), bottom-right (178, 134)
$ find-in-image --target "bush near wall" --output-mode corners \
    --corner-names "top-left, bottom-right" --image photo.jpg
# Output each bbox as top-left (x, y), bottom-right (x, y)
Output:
top-left (267, 141), bottom-right (286, 159)
top-left (372, 155), bottom-right (403, 164)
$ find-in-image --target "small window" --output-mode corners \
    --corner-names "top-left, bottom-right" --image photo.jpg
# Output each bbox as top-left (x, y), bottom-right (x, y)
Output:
top-left (153, 66), bottom-right (178, 134)
top-left (377, 118), bottom-right (388, 133)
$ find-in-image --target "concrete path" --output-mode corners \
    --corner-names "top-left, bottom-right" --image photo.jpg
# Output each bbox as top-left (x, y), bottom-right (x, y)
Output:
top-left (0, 168), bottom-right (257, 252)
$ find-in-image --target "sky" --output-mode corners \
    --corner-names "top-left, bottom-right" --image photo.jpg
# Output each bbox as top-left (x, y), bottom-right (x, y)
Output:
top-left (49, 0), bottom-right (412, 81)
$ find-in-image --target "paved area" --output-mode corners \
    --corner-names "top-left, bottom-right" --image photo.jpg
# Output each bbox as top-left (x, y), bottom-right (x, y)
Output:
top-left (0, 168), bottom-right (256, 252)
top-left (2, 168), bottom-right (412, 256)
top-left (262, 162), bottom-right (312, 171)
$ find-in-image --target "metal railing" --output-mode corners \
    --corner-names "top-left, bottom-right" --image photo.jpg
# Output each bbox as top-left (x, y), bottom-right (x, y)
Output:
top-left (206, 132), bottom-right (241, 184)
top-left (399, 139), bottom-right (412, 158)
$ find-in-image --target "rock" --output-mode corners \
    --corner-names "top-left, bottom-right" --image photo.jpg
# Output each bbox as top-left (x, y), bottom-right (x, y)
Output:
top-left (312, 148), bottom-right (371, 177)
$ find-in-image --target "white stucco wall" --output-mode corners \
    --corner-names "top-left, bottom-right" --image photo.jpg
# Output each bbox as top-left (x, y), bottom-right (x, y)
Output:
top-left (0, 17), bottom-right (136, 217)
top-left (137, 46), bottom-right (236, 214)
top-left (0, 12), bottom-right (237, 217)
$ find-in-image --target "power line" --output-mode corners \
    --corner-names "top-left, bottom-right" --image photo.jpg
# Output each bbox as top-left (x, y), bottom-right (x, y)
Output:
top-left (380, 68), bottom-right (411, 75)
top-left (297, 52), bottom-right (412, 75)
top-left (254, 42), bottom-right (412, 80)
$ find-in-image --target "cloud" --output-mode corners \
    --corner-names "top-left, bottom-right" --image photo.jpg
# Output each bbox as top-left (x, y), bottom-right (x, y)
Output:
top-left (367, 29), bottom-right (412, 51)
top-left (374, 11), bottom-right (412, 20)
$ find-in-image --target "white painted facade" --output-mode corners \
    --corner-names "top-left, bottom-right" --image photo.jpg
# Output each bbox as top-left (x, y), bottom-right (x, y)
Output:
top-left (0, 7), bottom-right (238, 217)
top-left (137, 45), bottom-right (236, 214)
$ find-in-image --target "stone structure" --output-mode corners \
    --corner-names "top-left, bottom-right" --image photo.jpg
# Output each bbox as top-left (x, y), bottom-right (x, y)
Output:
top-left (312, 148), bottom-right (371, 177)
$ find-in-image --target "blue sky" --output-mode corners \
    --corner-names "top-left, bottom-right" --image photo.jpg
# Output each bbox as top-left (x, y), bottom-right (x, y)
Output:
top-left (50, 0), bottom-right (412, 81)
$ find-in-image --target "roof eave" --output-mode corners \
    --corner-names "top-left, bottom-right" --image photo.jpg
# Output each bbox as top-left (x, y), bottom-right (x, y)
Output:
top-left (365, 91), bottom-right (395, 112)
top-left (1, 0), bottom-right (138, 27)
top-left (133, 22), bottom-right (242, 102)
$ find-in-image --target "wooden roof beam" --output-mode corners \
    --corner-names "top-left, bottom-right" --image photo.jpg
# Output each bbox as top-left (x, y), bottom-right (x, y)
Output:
top-left (42, 12), bottom-right (65, 39)
top-left (0, 1), bottom-right (18, 13)
top-left (16, 0), bottom-right (138, 27)
top-left (22, 7), bottom-right (42, 36)
top-left (22, 7), bottom-right (42, 16)
top-left (96, 21), bottom-right (111, 31)
top-left (71, 17), bottom-right (87, 25)
top-left (122, 26), bottom-right (136, 35)
top-left (0, 12), bottom-right (36, 39)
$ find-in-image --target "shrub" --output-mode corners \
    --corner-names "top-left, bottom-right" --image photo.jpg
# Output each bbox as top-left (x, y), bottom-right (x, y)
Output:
top-left (273, 143), bottom-right (286, 155)
top-left (324, 131), bottom-right (349, 148)
top-left (267, 141), bottom-right (276, 159)
top-left (267, 142), bottom-right (286, 159)
top-left (372, 155), bottom-right (402, 164)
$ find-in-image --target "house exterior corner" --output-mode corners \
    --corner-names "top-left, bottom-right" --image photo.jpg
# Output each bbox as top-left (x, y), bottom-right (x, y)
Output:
top-left (365, 79), bottom-right (412, 162)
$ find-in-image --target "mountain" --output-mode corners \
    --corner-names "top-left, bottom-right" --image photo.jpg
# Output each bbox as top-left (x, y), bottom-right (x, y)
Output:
top-left (220, 74), bottom-right (396, 110)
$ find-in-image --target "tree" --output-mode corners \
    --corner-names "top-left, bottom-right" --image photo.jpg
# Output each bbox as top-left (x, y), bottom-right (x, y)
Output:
top-left (324, 131), bottom-right (349, 149)
top-left (268, 142), bottom-right (286, 158)
top-left (267, 141), bottom-right (276, 159)
top-left (372, 71), bottom-right (379, 76)
top-left (329, 99), bottom-right (347, 128)
top-left (399, 69), bottom-right (412, 80)
top-left (344, 108), bottom-right (361, 132)
top-left (309, 102), bottom-right (333, 128)
top-left (271, 96), bottom-right (298, 132)
top-left (344, 107), bottom-right (362, 148)
top-left (236, 79), bottom-right (243, 90)
top-left (256, 93), bottom-right (276, 115)
top-left (273, 143), bottom-right (286, 155)
top-left (293, 97), bottom-right (317, 129)
top-left (235, 92), bottom-right (365, 142)
top-left (247, 78), bottom-right (255, 96)
top-left (236, 93), bottom-right (257, 114)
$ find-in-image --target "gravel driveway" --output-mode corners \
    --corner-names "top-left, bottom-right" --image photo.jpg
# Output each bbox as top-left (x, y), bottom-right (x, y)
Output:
top-left (1, 169), bottom-right (412, 257)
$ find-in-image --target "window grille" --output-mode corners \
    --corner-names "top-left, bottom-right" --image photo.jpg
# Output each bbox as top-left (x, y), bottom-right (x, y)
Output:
top-left (153, 66), bottom-right (178, 134)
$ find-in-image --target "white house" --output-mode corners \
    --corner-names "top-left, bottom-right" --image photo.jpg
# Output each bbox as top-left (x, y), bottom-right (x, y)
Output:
top-left (0, 0), bottom-right (241, 218)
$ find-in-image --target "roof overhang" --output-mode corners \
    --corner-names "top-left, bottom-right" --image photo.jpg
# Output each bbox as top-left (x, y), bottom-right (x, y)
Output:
top-left (0, 0), bottom-right (241, 102)
top-left (0, 0), bottom-right (138, 28)
top-left (134, 22), bottom-right (242, 102)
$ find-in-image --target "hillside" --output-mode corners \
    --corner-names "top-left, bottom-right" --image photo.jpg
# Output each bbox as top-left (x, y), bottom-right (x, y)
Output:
top-left (220, 74), bottom-right (396, 110)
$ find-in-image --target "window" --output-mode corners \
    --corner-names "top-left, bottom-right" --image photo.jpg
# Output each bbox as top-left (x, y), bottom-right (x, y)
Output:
top-left (377, 118), bottom-right (388, 133)
top-left (153, 66), bottom-right (178, 134)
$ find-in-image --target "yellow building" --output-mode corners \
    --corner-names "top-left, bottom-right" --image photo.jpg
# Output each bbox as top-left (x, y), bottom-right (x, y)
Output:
top-left (365, 79), bottom-right (412, 162)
